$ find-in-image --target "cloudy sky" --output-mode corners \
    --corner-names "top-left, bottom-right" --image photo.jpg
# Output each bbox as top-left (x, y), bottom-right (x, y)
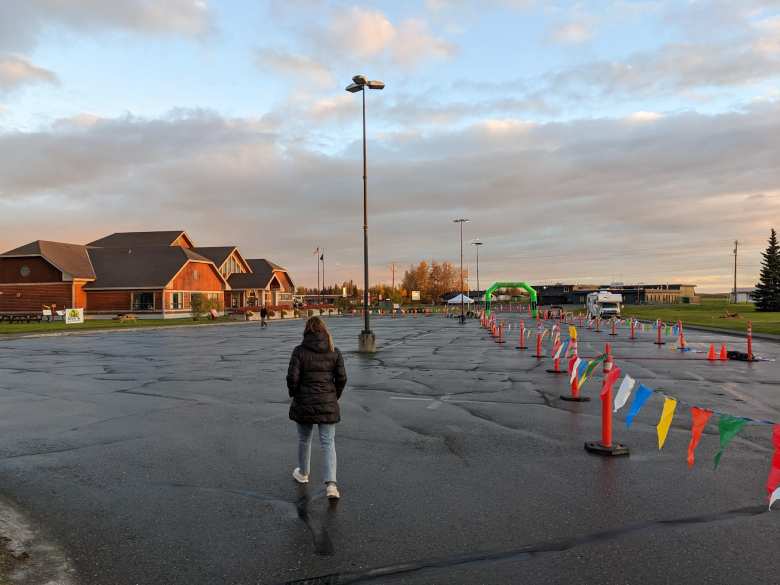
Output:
top-left (0, 0), bottom-right (778, 292)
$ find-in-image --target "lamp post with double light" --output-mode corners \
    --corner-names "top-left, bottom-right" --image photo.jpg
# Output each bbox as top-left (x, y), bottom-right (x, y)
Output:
top-left (453, 218), bottom-right (470, 323)
top-left (346, 74), bottom-right (384, 352)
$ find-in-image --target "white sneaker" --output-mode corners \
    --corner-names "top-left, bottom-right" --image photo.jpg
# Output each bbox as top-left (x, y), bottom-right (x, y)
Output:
top-left (326, 483), bottom-right (340, 499)
top-left (292, 468), bottom-right (309, 484)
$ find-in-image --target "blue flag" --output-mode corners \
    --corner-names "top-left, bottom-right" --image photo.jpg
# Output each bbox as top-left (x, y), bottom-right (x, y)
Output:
top-left (625, 384), bottom-right (654, 428)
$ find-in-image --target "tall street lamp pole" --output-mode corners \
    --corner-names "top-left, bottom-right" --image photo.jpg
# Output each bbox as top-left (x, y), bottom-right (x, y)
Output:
top-left (454, 218), bottom-right (470, 323)
top-left (347, 74), bottom-right (385, 352)
top-left (472, 239), bottom-right (483, 310)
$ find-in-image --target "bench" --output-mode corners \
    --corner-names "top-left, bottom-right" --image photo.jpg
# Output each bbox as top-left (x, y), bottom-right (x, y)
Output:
top-left (0, 313), bottom-right (43, 323)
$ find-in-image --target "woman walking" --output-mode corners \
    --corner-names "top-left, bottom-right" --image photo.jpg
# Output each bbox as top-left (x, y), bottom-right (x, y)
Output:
top-left (286, 316), bottom-right (347, 499)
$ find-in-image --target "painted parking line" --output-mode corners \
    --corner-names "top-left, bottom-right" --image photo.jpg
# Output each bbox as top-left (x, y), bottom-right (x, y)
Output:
top-left (390, 394), bottom-right (524, 408)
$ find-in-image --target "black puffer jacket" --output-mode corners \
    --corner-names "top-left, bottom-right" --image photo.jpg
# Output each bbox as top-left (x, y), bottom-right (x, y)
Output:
top-left (287, 331), bottom-right (347, 424)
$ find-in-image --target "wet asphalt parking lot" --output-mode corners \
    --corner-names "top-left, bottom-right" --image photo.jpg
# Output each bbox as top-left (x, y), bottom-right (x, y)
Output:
top-left (0, 314), bottom-right (779, 584)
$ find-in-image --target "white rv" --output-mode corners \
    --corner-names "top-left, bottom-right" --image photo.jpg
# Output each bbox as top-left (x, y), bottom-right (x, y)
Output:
top-left (586, 291), bottom-right (623, 319)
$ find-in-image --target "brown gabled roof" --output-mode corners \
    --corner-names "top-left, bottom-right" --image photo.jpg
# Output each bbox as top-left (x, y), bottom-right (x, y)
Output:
top-left (83, 246), bottom-right (217, 289)
top-left (1, 240), bottom-right (96, 279)
top-left (228, 259), bottom-right (291, 290)
top-left (192, 246), bottom-right (251, 273)
top-left (192, 247), bottom-right (235, 267)
top-left (87, 231), bottom-right (192, 248)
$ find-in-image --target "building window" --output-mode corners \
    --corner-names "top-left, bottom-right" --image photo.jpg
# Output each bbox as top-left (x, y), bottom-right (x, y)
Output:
top-left (132, 292), bottom-right (154, 311)
top-left (171, 292), bottom-right (183, 309)
top-left (192, 269), bottom-right (199, 281)
top-left (20, 265), bottom-right (30, 278)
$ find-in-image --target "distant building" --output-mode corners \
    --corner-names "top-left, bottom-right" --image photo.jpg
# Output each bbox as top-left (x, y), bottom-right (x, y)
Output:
top-left (469, 283), bottom-right (699, 306)
top-left (0, 230), bottom-right (294, 318)
top-left (732, 288), bottom-right (756, 303)
top-left (642, 284), bottom-right (698, 304)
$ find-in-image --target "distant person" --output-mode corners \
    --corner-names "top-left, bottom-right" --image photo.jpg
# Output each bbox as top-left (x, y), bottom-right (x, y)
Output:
top-left (286, 316), bottom-right (347, 499)
top-left (260, 306), bottom-right (268, 327)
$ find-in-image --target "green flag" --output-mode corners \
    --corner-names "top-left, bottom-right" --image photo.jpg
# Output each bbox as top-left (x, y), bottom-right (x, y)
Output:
top-left (585, 354), bottom-right (606, 375)
top-left (713, 415), bottom-right (748, 469)
top-left (578, 354), bottom-right (607, 388)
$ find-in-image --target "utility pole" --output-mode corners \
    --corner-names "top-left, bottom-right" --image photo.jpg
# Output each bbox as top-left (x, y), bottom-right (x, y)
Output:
top-left (314, 247), bottom-right (320, 306)
top-left (390, 262), bottom-right (397, 318)
top-left (321, 249), bottom-right (325, 301)
top-left (733, 240), bottom-right (738, 303)
top-left (472, 239), bottom-right (483, 310)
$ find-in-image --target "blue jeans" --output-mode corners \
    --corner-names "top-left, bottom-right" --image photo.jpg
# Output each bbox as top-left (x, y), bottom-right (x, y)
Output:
top-left (297, 423), bottom-right (337, 484)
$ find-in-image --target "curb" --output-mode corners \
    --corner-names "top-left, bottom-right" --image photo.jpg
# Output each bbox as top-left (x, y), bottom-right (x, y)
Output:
top-left (675, 324), bottom-right (780, 343)
top-left (0, 495), bottom-right (77, 585)
top-left (0, 313), bottom-right (356, 341)
top-left (0, 318), bottom-right (263, 341)
top-left (630, 319), bottom-right (780, 343)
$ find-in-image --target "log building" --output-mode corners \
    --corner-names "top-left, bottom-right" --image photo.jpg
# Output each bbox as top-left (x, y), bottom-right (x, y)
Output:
top-left (0, 230), bottom-right (294, 319)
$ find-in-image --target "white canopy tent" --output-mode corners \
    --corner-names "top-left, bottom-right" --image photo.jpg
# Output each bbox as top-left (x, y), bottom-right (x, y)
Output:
top-left (447, 293), bottom-right (475, 305)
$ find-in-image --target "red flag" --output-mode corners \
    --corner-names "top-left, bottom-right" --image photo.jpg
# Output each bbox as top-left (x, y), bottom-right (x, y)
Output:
top-left (687, 407), bottom-right (714, 468)
top-left (600, 366), bottom-right (622, 399)
top-left (766, 425), bottom-right (780, 498)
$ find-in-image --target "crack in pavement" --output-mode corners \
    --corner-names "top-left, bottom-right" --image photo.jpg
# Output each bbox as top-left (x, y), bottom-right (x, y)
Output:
top-left (281, 505), bottom-right (767, 584)
top-left (448, 403), bottom-right (567, 446)
top-left (0, 435), bottom-right (144, 461)
top-left (60, 404), bottom-right (192, 433)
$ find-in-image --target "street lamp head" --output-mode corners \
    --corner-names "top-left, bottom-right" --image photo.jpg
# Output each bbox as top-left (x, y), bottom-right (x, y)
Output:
top-left (453, 218), bottom-right (470, 224)
top-left (472, 239), bottom-right (483, 246)
top-left (347, 75), bottom-right (384, 93)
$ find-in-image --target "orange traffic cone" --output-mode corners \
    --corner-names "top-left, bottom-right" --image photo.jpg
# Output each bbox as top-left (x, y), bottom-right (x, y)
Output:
top-left (707, 344), bottom-right (717, 361)
top-left (719, 344), bottom-right (728, 361)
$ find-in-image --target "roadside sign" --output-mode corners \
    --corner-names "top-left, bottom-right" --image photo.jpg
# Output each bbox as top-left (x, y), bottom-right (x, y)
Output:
top-left (411, 290), bottom-right (421, 301)
top-left (65, 308), bottom-right (84, 324)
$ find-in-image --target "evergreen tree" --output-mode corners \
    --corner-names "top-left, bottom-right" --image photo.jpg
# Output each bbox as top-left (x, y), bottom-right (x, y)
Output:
top-left (754, 228), bottom-right (780, 312)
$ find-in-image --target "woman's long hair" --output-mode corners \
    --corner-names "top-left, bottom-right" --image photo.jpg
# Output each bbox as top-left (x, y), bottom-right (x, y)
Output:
top-left (304, 316), bottom-right (334, 352)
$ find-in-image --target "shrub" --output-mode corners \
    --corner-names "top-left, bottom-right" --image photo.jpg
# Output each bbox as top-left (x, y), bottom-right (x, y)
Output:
top-left (191, 295), bottom-right (221, 320)
top-left (191, 294), bottom-right (206, 320)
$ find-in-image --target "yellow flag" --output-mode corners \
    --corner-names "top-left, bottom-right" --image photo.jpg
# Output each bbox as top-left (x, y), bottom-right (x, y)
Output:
top-left (656, 397), bottom-right (677, 450)
top-left (569, 326), bottom-right (577, 340)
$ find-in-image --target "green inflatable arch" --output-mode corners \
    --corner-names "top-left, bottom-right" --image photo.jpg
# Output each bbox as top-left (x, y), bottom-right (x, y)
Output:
top-left (484, 282), bottom-right (538, 317)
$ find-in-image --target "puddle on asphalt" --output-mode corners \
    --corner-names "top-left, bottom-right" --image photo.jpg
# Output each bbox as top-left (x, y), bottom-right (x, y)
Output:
top-left (295, 484), bottom-right (339, 556)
